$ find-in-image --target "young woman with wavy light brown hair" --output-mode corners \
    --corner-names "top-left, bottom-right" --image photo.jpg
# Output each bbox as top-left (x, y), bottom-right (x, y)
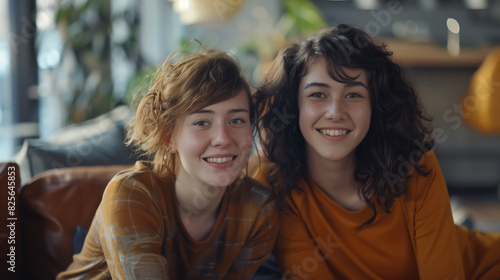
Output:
top-left (58, 45), bottom-right (279, 280)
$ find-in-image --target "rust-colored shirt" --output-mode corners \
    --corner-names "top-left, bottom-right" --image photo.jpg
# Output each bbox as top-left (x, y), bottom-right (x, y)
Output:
top-left (58, 161), bottom-right (279, 279)
top-left (253, 151), bottom-right (500, 279)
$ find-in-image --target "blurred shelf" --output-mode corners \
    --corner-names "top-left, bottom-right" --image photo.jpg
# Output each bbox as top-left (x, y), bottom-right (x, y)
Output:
top-left (378, 38), bottom-right (496, 68)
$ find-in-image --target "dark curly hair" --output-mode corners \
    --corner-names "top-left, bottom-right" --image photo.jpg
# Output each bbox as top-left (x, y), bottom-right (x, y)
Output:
top-left (254, 24), bottom-right (434, 228)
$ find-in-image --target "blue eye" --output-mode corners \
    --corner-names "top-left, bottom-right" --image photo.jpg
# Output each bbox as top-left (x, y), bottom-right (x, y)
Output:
top-left (194, 121), bottom-right (209, 126)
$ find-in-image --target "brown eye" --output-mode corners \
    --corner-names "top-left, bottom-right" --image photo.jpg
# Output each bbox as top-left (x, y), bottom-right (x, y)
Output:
top-left (309, 92), bottom-right (326, 98)
top-left (346, 93), bottom-right (362, 98)
top-left (229, 118), bottom-right (245, 125)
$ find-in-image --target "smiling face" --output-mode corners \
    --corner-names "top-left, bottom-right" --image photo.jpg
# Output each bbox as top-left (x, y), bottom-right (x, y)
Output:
top-left (298, 57), bottom-right (372, 165)
top-left (168, 90), bottom-right (253, 188)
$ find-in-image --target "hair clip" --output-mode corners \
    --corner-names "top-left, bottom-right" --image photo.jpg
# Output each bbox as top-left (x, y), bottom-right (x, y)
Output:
top-left (152, 89), bottom-right (163, 113)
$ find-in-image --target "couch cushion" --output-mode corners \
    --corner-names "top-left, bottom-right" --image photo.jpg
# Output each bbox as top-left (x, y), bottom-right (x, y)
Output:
top-left (25, 124), bottom-right (136, 178)
top-left (20, 164), bottom-right (130, 280)
top-left (13, 105), bottom-right (142, 186)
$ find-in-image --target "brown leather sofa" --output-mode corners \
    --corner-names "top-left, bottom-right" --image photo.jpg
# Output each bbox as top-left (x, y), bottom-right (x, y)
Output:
top-left (1, 162), bottom-right (130, 280)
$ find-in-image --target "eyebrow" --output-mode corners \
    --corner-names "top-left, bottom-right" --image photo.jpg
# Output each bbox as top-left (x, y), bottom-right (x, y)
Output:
top-left (344, 81), bottom-right (368, 89)
top-left (304, 82), bottom-right (330, 90)
top-left (189, 108), bottom-right (249, 115)
top-left (304, 81), bottom-right (368, 90)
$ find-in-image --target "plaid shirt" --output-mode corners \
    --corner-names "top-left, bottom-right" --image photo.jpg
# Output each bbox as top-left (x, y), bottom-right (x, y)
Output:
top-left (57, 161), bottom-right (279, 280)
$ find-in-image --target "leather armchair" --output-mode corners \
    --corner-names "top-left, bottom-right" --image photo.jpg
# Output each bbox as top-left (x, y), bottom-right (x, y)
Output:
top-left (1, 162), bottom-right (130, 280)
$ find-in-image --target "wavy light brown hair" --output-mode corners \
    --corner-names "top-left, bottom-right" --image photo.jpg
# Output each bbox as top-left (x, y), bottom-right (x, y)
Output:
top-left (126, 46), bottom-right (253, 179)
top-left (254, 24), bottom-right (434, 228)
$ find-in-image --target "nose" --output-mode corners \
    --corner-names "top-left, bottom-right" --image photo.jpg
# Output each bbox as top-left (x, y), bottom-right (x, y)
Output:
top-left (325, 98), bottom-right (346, 121)
top-left (211, 124), bottom-right (232, 147)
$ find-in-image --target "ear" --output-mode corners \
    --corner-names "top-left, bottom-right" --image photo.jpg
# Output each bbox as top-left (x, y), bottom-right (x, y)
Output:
top-left (162, 133), bottom-right (177, 153)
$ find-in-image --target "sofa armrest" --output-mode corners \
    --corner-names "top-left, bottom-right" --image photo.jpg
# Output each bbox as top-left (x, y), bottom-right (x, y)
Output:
top-left (20, 164), bottom-right (131, 280)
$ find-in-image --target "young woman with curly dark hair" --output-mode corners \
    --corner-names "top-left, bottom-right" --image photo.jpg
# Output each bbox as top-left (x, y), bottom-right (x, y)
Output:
top-left (253, 24), bottom-right (500, 279)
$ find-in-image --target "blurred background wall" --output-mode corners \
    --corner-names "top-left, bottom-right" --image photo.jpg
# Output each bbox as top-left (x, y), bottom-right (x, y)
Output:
top-left (1, 0), bottom-right (500, 190)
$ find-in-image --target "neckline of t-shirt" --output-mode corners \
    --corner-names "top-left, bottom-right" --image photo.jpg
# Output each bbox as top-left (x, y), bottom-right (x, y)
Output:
top-left (301, 176), bottom-right (377, 224)
top-left (170, 182), bottom-right (231, 248)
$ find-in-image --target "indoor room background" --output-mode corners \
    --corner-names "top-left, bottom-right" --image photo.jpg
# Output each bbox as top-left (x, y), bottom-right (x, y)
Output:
top-left (1, 0), bottom-right (500, 231)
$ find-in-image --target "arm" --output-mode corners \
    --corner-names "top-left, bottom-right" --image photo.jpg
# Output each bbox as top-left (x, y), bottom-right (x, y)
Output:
top-left (224, 197), bottom-right (280, 279)
top-left (274, 201), bottom-right (333, 280)
top-left (99, 178), bottom-right (169, 280)
top-left (413, 151), bottom-right (465, 279)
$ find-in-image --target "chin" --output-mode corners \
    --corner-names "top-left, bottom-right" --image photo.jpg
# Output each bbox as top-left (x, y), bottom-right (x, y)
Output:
top-left (209, 173), bottom-right (239, 188)
top-left (322, 152), bottom-right (351, 162)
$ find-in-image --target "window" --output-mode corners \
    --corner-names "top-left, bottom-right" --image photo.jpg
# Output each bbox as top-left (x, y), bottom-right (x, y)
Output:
top-left (0, 0), bottom-right (15, 161)
top-left (0, 0), bottom-right (38, 161)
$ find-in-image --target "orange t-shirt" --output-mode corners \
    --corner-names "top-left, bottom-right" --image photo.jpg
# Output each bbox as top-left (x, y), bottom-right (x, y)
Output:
top-left (253, 151), bottom-right (500, 279)
top-left (58, 161), bottom-right (279, 279)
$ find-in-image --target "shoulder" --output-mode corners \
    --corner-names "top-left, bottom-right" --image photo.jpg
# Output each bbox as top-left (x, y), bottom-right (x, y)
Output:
top-left (402, 149), bottom-right (441, 186)
top-left (417, 149), bottom-right (440, 170)
top-left (403, 149), bottom-right (447, 203)
top-left (98, 161), bottom-right (169, 224)
top-left (285, 178), bottom-right (311, 211)
top-left (411, 149), bottom-right (443, 186)
top-left (104, 161), bottom-right (165, 200)
top-left (248, 177), bottom-right (275, 203)
top-left (249, 154), bottom-right (309, 207)
top-left (232, 177), bottom-right (275, 204)
top-left (230, 177), bottom-right (279, 218)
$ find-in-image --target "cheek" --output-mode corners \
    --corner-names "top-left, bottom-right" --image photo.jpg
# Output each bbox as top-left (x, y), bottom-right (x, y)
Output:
top-left (178, 131), bottom-right (207, 155)
top-left (354, 107), bottom-right (372, 134)
top-left (237, 129), bottom-right (254, 154)
top-left (298, 104), bottom-right (317, 132)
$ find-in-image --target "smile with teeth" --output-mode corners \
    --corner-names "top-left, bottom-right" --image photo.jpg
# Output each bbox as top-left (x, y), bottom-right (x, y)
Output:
top-left (204, 156), bottom-right (235, 163)
top-left (319, 129), bottom-right (349, 136)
